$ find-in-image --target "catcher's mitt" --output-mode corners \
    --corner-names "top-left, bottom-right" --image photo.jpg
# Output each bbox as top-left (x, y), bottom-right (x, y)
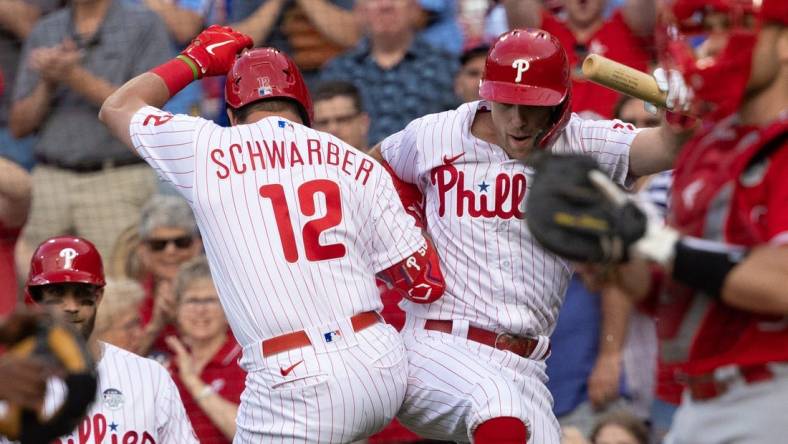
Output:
top-left (0, 310), bottom-right (97, 443)
top-left (526, 153), bottom-right (648, 263)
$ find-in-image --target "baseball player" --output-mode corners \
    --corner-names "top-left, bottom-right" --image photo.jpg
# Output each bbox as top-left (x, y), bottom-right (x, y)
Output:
top-left (527, 1), bottom-right (788, 443)
top-left (8, 235), bottom-right (198, 444)
top-left (99, 26), bottom-right (445, 442)
top-left (368, 29), bottom-right (690, 443)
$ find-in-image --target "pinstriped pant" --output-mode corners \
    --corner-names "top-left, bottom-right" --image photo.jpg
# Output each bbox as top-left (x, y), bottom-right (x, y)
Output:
top-left (234, 321), bottom-right (408, 443)
top-left (397, 318), bottom-right (560, 444)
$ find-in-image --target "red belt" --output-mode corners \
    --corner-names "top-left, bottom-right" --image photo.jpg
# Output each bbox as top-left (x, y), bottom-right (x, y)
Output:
top-left (262, 311), bottom-right (380, 358)
top-left (685, 363), bottom-right (774, 401)
top-left (423, 320), bottom-right (549, 359)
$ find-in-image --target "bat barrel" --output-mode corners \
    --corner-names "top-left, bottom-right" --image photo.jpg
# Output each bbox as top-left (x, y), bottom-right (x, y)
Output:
top-left (581, 54), bottom-right (667, 108)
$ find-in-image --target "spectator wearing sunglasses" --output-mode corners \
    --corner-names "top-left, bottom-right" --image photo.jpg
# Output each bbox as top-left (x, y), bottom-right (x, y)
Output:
top-left (136, 194), bottom-right (203, 357)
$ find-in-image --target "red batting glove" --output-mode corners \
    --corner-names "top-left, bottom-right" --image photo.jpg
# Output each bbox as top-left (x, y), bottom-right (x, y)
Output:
top-left (179, 25), bottom-right (253, 79)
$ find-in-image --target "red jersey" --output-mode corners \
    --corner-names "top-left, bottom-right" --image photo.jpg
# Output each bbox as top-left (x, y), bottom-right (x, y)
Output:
top-left (660, 115), bottom-right (788, 375)
top-left (139, 275), bottom-right (178, 356)
top-left (541, 10), bottom-right (653, 118)
top-left (170, 334), bottom-right (246, 444)
top-left (0, 223), bottom-right (20, 317)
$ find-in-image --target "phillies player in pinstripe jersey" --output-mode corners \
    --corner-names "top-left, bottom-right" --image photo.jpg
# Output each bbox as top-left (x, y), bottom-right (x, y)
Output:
top-left (370, 29), bottom-right (691, 443)
top-left (99, 26), bottom-right (446, 442)
top-left (9, 236), bottom-right (198, 444)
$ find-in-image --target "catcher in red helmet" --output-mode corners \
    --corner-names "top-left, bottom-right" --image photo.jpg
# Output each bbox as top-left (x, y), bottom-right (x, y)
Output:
top-left (98, 25), bottom-right (446, 442)
top-left (523, 1), bottom-right (788, 442)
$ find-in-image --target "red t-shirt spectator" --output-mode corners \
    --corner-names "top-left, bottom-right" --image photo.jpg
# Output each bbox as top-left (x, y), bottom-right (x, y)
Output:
top-left (541, 10), bottom-right (653, 119)
top-left (170, 334), bottom-right (246, 444)
top-left (0, 224), bottom-right (20, 317)
top-left (139, 275), bottom-right (178, 356)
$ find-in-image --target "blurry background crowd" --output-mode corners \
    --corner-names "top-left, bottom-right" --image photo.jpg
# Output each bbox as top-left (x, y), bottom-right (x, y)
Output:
top-left (0, 0), bottom-right (676, 443)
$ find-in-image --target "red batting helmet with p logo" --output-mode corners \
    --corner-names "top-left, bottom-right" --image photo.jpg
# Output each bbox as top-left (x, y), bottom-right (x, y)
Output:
top-left (479, 29), bottom-right (572, 148)
top-left (26, 236), bottom-right (105, 302)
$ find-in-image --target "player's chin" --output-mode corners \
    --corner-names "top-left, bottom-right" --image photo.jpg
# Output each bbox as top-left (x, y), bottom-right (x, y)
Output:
top-left (505, 135), bottom-right (536, 160)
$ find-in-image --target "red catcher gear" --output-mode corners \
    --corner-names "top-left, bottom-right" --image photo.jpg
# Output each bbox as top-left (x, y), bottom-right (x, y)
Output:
top-left (479, 28), bottom-right (572, 148)
top-left (225, 48), bottom-right (314, 127)
top-left (26, 236), bottom-right (106, 300)
top-left (377, 238), bottom-right (445, 304)
top-left (659, 0), bottom-right (788, 120)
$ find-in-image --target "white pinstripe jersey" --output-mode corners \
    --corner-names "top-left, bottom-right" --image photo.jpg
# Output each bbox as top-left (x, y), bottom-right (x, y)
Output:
top-left (130, 106), bottom-right (424, 349)
top-left (381, 101), bottom-right (637, 337)
top-left (0, 342), bottom-right (197, 444)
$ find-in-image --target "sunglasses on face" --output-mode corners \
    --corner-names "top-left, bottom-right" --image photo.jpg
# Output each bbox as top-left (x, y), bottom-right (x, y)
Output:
top-left (145, 236), bottom-right (194, 251)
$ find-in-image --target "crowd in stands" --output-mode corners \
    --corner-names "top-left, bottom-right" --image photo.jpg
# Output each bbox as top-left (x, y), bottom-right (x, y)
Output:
top-left (0, 0), bottom-right (671, 442)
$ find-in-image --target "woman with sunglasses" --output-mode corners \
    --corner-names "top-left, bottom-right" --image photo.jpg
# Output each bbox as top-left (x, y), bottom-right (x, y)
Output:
top-left (135, 194), bottom-right (203, 357)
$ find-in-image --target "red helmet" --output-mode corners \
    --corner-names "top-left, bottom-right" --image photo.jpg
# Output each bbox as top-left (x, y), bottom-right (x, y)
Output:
top-left (26, 236), bottom-right (105, 301)
top-left (659, 0), bottom-right (787, 120)
top-left (479, 29), bottom-right (572, 148)
top-left (225, 48), bottom-right (314, 126)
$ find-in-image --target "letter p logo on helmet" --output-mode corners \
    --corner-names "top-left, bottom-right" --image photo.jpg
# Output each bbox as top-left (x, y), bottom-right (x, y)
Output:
top-left (512, 59), bottom-right (530, 83)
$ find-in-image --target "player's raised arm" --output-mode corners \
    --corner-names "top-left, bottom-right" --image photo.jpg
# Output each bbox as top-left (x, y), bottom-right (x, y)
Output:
top-left (99, 25), bottom-right (253, 150)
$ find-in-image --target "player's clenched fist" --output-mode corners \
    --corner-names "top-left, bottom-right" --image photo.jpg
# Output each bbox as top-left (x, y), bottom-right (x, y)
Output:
top-left (180, 25), bottom-right (253, 78)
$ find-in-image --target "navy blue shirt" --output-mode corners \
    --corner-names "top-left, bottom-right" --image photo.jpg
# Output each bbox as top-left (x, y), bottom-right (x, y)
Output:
top-left (546, 276), bottom-right (627, 416)
top-left (320, 37), bottom-right (459, 146)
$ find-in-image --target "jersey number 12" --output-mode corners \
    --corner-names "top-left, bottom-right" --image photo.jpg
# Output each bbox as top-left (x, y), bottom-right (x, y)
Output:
top-left (259, 179), bottom-right (347, 263)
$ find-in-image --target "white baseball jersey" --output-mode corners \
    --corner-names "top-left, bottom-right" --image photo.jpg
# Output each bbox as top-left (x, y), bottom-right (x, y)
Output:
top-left (0, 342), bottom-right (197, 444)
top-left (129, 106), bottom-right (424, 350)
top-left (381, 101), bottom-right (637, 337)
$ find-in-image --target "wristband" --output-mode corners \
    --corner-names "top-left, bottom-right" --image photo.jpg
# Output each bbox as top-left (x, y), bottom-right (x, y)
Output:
top-left (150, 56), bottom-right (198, 97)
top-left (671, 237), bottom-right (748, 298)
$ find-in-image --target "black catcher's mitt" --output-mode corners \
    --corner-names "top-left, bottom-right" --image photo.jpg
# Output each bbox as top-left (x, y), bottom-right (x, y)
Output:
top-left (0, 310), bottom-right (97, 444)
top-left (526, 153), bottom-right (648, 263)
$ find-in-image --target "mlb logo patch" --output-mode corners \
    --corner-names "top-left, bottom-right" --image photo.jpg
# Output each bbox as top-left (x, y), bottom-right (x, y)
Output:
top-left (323, 330), bottom-right (342, 343)
top-left (257, 77), bottom-right (272, 97)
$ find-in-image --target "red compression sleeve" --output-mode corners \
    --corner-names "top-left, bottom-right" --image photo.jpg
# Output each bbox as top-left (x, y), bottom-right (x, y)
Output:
top-left (377, 237), bottom-right (444, 304)
top-left (150, 56), bottom-right (198, 97)
top-left (380, 159), bottom-right (426, 228)
top-left (473, 417), bottom-right (528, 444)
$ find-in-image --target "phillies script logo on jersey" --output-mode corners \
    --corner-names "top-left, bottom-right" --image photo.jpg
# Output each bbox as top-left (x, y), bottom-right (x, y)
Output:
top-left (52, 413), bottom-right (156, 444)
top-left (430, 153), bottom-right (527, 219)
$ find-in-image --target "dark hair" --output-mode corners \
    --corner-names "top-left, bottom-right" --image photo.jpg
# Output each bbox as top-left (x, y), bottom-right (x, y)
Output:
top-left (312, 80), bottom-right (365, 113)
top-left (230, 98), bottom-right (307, 125)
top-left (590, 411), bottom-right (649, 444)
top-left (460, 44), bottom-right (490, 66)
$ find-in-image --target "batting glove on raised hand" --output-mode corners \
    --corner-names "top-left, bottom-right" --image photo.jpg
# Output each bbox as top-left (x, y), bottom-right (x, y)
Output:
top-left (180, 25), bottom-right (253, 78)
top-left (645, 67), bottom-right (693, 115)
top-left (526, 153), bottom-right (679, 266)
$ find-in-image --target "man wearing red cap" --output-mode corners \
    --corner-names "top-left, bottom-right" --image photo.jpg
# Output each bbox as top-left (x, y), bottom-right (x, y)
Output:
top-left (99, 25), bottom-right (446, 442)
top-left (367, 28), bottom-right (690, 443)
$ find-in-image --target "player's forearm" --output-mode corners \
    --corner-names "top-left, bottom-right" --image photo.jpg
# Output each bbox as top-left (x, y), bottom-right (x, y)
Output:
top-left (99, 72), bottom-right (171, 150)
top-left (503, 0), bottom-right (542, 29)
top-left (294, 0), bottom-right (360, 48)
top-left (721, 245), bottom-right (788, 315)
top-left (622, 0), bottom-right (656, 37)
top-left (598, 286), bottom-right (632, 356)
top-left (232, 0), bottom-right (286, 46)
top-left (8, 82), bottom-right (53, 138)
top-left (64, 66), bottom-right (119, 108)
top-left (0, 0), bottom-right (43, 38)
top-left (629, 124), bottom-right (692, 176)
top-left (613, 258), bottom-right (653, 302)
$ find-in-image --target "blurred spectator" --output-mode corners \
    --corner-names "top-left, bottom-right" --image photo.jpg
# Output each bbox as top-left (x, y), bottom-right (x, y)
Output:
top-left (94, 278), bottom-right (145, 352)
top-left (321, 0), bottom-right (458, 146)
top-left (414, 0), bottom-right (463, 55)
top-left (166, 256), bottom-right (244, 443)
top-left (9, 0), bottom-right (171, 261)
top-left (313, 80), bottom-right (370, 150)
top-left (232, 0), bottom-right (357, 85)
top-left (614, 95), bottom-right (661, 129)
top-left (0, 157), bottom-right (31, 316)
top-left (589, 410), bottom-right (649, 444)
top-left (136, 195), bottom-right (202, 357)
top-left (504, 0), bottom-right (656, 118)
top-left (454, 44), bottom-right (488, 103)
top-left (0, 0), bottom-right (59, 171)
top-left (546, 276), bottom-right (633, 437)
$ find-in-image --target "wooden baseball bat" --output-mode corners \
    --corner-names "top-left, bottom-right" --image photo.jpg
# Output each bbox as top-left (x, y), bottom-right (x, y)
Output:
top-left (581, 54), bottom-right (667, 107)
